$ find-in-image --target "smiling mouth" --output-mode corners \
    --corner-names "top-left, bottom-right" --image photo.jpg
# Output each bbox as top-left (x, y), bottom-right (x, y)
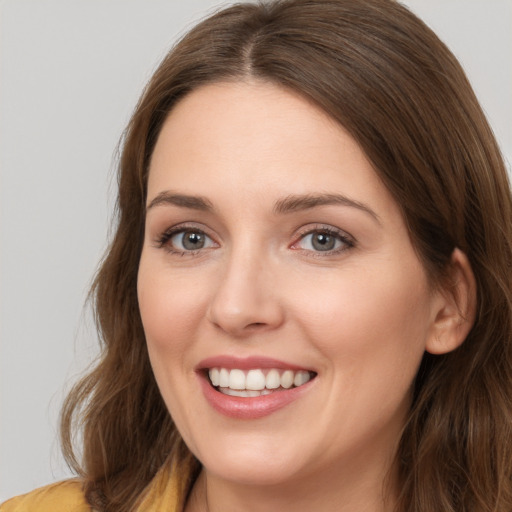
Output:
top-left (207, 368), bottom-right (317, 397)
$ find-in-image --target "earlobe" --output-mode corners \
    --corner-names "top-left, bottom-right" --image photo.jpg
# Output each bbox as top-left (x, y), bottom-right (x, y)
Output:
top-left (425, 248), bottom-right (477, 355)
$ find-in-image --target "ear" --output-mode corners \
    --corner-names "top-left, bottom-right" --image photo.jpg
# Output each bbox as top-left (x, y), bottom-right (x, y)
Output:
top-left (425, 248), bottom-right (477, 355)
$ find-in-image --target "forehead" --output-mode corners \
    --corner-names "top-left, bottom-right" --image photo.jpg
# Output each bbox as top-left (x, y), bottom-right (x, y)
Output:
top-left (147, 81), bottom-right (397, 218)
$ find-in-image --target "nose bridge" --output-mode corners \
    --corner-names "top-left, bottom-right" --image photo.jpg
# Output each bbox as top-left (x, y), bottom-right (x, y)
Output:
top-left (207, 237), bottom-right (283, 335)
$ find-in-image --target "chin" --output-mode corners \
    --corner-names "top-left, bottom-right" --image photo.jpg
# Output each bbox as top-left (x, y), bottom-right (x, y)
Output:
top-left (203, 454), bottom-right (303, 487)
top-left (189, 431), bottom-right (310, 486)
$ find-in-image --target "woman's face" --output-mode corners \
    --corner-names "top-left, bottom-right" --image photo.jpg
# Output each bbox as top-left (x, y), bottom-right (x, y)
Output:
top-left (138, 81), bottom-right (442, 488)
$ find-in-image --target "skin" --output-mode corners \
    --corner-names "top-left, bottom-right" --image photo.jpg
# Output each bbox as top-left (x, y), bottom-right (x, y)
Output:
top-left (137, 81), bottom-right (474, 511)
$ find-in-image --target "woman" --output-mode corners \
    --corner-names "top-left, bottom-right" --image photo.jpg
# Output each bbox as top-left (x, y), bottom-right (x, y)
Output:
top-left (2, 0), bottom-right (511, 510)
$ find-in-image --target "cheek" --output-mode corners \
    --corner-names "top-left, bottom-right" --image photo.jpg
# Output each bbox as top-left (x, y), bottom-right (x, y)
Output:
top-left (137, 259), bottom-right (211, 432)
top-left (292, 261), bottom-right (432, 377)
top-left (295, 265), bottom-right (431, 442)
top-left (137, 262), bottom-right (209, 354)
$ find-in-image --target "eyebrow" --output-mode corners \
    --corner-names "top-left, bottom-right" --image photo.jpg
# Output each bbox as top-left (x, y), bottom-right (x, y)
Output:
top-left (273, 193), bottom-right (381, 224)
top-left (146, 192), bottom-right (214, 212)
top-left (146, 190), bottom-right (380, 224)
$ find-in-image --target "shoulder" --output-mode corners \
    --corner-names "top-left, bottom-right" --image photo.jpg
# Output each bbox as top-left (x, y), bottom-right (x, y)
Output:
top-left (0, 480), bottom-right (90, 512)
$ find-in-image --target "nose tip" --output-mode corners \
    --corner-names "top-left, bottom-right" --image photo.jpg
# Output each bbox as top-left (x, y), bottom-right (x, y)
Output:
top-left (207, 297), bottom-right (285, 337)
top-left (206, 260), bottom-right (284, 337)
top-left (208, 308), bottom-right (277, 336)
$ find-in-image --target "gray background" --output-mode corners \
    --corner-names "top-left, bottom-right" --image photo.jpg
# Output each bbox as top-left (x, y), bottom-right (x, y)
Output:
top-left (1, 0), bottom-right (511, 501)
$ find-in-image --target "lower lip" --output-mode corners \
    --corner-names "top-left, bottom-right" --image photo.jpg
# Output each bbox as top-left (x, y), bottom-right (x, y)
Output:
top-left (198, 373), bottom-right (315, 420)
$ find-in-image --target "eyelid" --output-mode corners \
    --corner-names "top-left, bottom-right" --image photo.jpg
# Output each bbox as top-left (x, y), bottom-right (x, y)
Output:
top-left (290, 224), bottom-right (355, 254)
top-left (152, 221), bottom-right (355, 256)
top-left (153, 222), bottom-right (219, 254)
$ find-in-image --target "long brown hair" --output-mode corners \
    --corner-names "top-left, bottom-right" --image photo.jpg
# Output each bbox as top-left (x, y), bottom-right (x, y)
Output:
top-left (60, 1), bottom-right (512, 510)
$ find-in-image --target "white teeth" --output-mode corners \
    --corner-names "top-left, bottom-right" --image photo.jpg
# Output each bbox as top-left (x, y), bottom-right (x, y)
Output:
top-left (265, 369), bottom-right (281, 389)
top-left (294, 370), bottom-right (310, 387)
top-left (209, 368), bottom-right (220, 387)
top-left (281, 370), bottom-right (294, 389)
top-left (219, 368), bottom-right (230, 387)
top-left (222, 388), bottom-right (264, 397)
top-left (246, 369), bottom-right (266, 390)
top-left (229, 369), bottom-right (246, 390)
top-left (208, 367), bottom-right (314, 393)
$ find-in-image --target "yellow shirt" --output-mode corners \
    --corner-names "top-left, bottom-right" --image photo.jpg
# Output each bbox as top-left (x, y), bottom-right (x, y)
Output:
top-left (0, 464), bottom-right (181, 512)
top-left (0, 480), bottom-right (90, 512)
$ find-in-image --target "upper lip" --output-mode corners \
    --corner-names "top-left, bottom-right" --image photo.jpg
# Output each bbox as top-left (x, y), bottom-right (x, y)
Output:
top-left (196, 355), bottom-right (313, 372)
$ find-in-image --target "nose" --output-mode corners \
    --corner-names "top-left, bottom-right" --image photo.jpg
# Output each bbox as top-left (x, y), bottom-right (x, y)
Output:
top-left (206, 248), bottom-right (285, 337)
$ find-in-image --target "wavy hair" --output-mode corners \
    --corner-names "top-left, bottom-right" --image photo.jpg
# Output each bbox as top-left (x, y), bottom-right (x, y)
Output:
top-left (60, 1), bottom-right (512, 510)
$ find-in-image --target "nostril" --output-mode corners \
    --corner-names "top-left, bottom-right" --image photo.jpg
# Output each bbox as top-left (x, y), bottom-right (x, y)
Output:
top-left (247, 322), bottom-right (266, 329)
top-left (206, 291), bottom-right (285, 334)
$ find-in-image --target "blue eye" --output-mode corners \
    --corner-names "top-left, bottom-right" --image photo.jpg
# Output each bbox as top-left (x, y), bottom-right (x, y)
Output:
top-left (155, 227), bottom-right (217, 254)
top-left (295, 229), bottom-right (353, 253)
top-left (170, 230), bottom-right (215, 251)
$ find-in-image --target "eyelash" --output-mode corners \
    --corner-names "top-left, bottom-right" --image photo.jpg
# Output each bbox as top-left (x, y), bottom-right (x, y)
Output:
top-left (154, 224), bottom-right (215, 256)
top-left (153, 224), bottom-right (355, 257)
top-left (291, 225), bottom-right (355, 256)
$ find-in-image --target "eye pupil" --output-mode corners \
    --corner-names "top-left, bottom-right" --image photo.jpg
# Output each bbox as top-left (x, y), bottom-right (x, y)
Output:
top-left (183, 231), bottom-right (205, 250)
top-left (312, 233), bottom-right (335, 251)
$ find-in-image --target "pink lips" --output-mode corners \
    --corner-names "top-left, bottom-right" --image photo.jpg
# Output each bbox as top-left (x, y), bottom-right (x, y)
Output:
top-left (196, 355), bottom-right (316, 420)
